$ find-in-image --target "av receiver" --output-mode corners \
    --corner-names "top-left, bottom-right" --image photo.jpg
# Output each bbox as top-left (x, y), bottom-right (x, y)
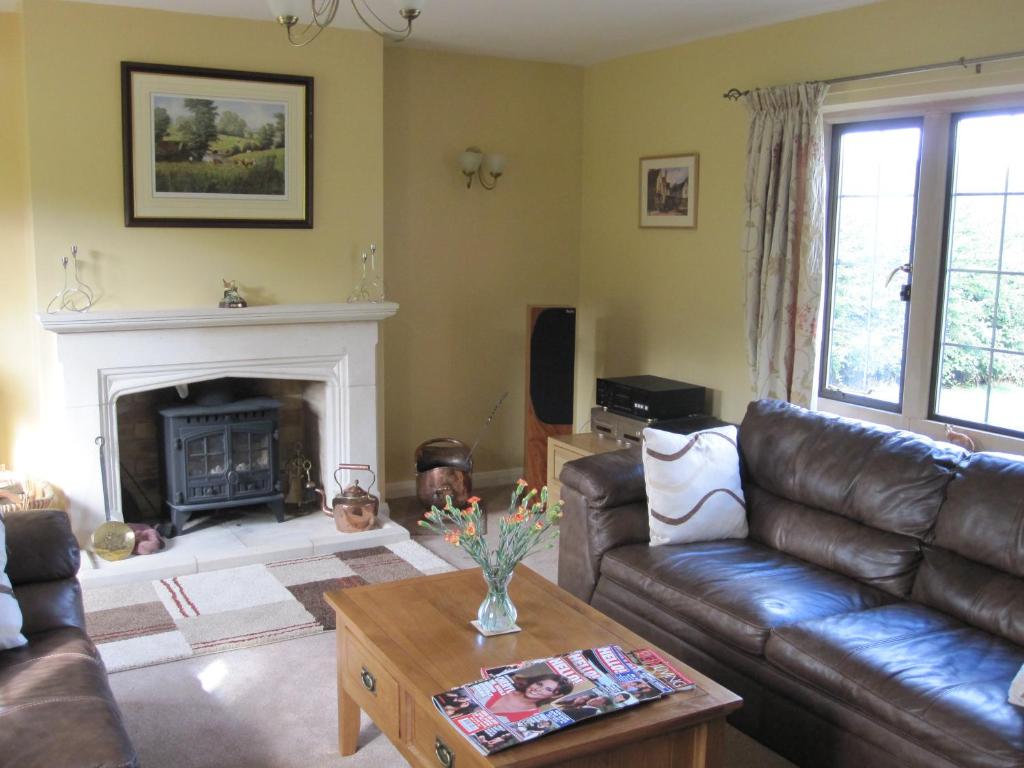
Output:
top-left (596, 375), bottom-right (706, 420)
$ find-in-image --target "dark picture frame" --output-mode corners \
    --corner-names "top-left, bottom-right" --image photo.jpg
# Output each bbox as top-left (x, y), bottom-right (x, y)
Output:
top-left (121, 61), bottom-right (313, 228)
top-left (639, 153), bottom-right (698, 228)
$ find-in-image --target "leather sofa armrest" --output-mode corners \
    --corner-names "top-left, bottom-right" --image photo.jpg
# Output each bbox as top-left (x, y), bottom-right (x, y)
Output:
top-left (4, 509), bottom-right (81, 586)
top-left (557, 449), bottom-right (650, 603)
top-left (14, 579), bottom-right (87, 635)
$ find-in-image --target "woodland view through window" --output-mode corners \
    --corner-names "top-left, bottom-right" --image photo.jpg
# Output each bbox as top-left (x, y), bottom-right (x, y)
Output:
top-left (822, 108), bottom-right (1024, 437)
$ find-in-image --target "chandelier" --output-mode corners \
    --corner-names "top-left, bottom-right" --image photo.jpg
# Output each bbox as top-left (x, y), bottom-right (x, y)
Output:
top-left (267, 0), bottom-right (425, 46)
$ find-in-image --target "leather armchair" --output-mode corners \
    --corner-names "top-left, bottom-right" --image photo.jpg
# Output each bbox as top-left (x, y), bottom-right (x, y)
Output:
top-left (0, 510), bottom-right (138, 768)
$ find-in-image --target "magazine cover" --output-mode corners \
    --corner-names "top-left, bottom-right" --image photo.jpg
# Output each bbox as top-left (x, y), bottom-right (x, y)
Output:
top-left (433, 655), bottom-right (643, 755)
top-left (481, 646), bottom-right (694, 695)
top-left (626, 647), bottom-right (696, 692)
top-left (567, 646), bottom-right (672, 701)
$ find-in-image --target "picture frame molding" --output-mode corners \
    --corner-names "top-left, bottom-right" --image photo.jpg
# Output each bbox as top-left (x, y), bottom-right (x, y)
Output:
top-left (639, 152), bottom-right (699, 229)
top-left (121, 61), bottom-right (314, 229)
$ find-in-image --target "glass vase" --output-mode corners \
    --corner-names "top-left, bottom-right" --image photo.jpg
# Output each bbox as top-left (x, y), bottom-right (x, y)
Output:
top-left (477, 570), bottom-right (517, 633)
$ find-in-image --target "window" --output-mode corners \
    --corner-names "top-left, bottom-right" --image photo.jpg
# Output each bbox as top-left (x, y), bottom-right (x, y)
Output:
top-left (821, 100), bottom-right (1024, 441)
top-left (821, 120), bottom-right (921, 410)
top-left (934, 111), bottom-right (1024, 434)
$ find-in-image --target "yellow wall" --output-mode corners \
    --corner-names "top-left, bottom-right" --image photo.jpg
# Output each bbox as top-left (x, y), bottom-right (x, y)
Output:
top-left (383, 48), bottom-right (582, 483)
top-left (576, 0), bottom-right (1024, 428)
top-left (0, 13), bottom-right (39, 468)
top-left (6, 0), bottom-right (1022, 482)
top-left (21, 0), bottom-right (383, 311)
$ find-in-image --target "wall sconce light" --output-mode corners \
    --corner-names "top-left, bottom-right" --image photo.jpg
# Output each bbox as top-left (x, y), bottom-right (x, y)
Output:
top-left (459, 147), bottom-right (506, 190)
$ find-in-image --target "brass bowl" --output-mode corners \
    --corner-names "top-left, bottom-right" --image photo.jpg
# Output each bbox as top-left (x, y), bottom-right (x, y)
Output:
top-left (91, 521), bottom-right (136, 561)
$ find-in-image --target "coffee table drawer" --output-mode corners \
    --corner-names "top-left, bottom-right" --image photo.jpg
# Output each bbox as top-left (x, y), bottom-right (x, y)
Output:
top-left (343, 632), bottom-right (399, 732)
top-left (410, 703), bottom-right (481, 768)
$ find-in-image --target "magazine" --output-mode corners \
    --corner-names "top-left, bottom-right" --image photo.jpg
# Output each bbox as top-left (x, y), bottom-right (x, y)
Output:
top-left (436, 645), bottom-right (692, 756)
top-left (626, 647), bottom-right (695, 692)
top-left (481, 646), bottom-right (695, 694)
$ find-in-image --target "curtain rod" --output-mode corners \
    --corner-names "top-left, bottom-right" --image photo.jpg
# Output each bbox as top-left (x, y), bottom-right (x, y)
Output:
top-left (722, 48), bottom-right (1024, 100)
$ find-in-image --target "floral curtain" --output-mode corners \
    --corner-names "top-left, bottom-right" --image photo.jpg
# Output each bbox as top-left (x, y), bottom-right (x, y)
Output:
top-left (742, 82), bottom-right (829, 407)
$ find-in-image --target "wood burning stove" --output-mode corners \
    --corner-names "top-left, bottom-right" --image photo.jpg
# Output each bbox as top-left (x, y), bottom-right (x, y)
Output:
top-left (159, 398), bottom-right (285, 535)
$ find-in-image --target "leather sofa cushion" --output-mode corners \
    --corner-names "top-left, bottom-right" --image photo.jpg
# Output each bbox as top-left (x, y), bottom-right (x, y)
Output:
top-left (600, 540), bottom-right (893, 656)
top-left (766, 603), bottom-right (1024, 768)
top-left (930, 452), bottom-right (1024, 574)
top-left (739, 400), bottom-right (965, 537)
top-left (913, 546), bottom-right (1024, 647)
top-left (0, 627), bottom-right (138, 768)
top-left (747, 485), bottom-right (922, 597)
top-left (911, 452), bottom-right (1024, 644)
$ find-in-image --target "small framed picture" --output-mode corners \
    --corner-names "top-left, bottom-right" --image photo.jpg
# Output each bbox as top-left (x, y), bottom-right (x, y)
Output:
top-left (121, 61), bottom-right (313, 228)
top-left (639, 153), bottom-right (698, 228)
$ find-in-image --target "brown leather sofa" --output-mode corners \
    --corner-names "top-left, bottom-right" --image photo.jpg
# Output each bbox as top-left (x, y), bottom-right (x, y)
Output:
top-left (557, 399), bottom-right (1024, 768)
top-left (0, 509), bottom-right (138, 768)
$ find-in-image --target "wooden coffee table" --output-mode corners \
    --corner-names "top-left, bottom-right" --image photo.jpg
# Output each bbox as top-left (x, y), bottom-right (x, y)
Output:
top-left (325, 566), bottom-right (741, 767)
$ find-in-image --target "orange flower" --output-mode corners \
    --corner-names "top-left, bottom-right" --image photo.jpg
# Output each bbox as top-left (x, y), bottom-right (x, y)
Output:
top-left (534, 521), bottom-right (544, 531)
top-left (464, 522), bottom-right (476, 537)
top-left (444, 531), bottom-right (461, 546)
top-left (468, 496), bottom-right (481, 505)
top-left (516, 478), bottom-right (528, 487)
top-left (512, 511), bottom-right (526, 523)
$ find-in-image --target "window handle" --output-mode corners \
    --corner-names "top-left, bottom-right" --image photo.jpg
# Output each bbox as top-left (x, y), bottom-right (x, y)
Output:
top-left (885, 263), bottom-right (912, 287)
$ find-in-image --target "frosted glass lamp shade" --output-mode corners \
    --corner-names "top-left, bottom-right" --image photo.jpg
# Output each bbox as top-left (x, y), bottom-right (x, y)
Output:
top-left (460, 150), bottom-right (483, 174)
top-left (267, 0), bottom-right (307, 18)
top-left (398, 0), bottom-right (427, 13)
top-left (484, 153), bottom-right (506, 176)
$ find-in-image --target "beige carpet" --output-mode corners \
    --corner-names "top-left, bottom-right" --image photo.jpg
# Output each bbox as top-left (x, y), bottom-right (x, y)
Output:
top-left (108, 486), bottom-right (795, 767)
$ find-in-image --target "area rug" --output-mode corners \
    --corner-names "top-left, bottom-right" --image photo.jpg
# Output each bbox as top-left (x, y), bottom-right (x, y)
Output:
top-left (82, 541), bottom-right (454, 673)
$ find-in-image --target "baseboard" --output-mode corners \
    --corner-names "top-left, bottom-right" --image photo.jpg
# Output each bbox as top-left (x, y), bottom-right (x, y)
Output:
top-left (385, 467), bottom-right (523, 500)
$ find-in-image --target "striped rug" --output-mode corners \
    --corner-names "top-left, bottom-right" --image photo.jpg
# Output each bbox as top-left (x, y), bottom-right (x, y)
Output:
top-left (82, 541), bottom-right (453, 672)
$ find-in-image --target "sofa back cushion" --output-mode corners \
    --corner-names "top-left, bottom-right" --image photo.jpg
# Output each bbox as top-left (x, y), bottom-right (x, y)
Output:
top-left (739, 400), bottom-right (966, 597)
top-left (912, 452), bottom-right (1024, 645)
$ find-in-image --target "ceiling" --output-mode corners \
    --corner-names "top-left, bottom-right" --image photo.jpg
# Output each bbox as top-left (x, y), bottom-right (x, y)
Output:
top-left (16, 0), bottom-right (881, 65)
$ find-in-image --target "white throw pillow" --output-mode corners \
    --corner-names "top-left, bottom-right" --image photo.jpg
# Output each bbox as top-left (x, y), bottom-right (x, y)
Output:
top-left (1011, 665), bottom-right (1024, 708)
top-left (0, 514), bottom-right (28, 649)
top-left (642, 425), bottom-right (748, 546)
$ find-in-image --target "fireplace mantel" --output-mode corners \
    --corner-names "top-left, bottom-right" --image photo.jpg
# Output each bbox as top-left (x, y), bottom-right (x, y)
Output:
top-left (39, 302), bottom-right (397, 542)
top-left (40, 302), bottom-right (398, 334)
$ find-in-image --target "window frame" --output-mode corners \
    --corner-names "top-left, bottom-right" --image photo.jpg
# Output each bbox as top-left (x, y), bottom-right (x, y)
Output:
top-left (818, 117), bottom-right (924, 413)
top-left (817, 89), bottom-right (1024, 455)
top-left (927, 106), bottom-right (1024, 439)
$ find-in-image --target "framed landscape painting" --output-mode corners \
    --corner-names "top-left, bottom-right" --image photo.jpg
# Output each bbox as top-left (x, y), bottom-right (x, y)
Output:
top-left (639, 153), bottom-right (698, 228)
top-left (121, 62), bottom-right (313, 228)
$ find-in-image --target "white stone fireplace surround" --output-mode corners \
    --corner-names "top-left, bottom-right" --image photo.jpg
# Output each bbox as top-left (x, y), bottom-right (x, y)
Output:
top-left (40, 303), bottom-right (399, 552)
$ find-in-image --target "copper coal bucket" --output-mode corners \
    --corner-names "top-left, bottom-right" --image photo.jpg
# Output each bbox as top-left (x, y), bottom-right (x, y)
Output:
top-left (415, 438), bottom-right (473, 510)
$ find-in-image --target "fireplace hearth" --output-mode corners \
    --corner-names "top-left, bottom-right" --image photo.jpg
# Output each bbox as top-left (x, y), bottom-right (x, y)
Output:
top-left (160, 398), bottom-right (285, 536)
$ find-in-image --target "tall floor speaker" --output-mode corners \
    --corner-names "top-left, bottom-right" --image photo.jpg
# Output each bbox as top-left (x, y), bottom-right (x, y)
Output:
top-left (524, 306), bottom-right (576, 491)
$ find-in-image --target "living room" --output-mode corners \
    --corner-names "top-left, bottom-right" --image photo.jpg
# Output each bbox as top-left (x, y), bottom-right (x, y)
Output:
top-left (1, 0), bottom-right (1022, 766)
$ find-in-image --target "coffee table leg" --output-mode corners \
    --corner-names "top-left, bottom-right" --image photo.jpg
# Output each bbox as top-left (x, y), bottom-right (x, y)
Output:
top-left (337, 626), bottom-right (361, 756)
top-left (338, 684), bottom-right (361, 756)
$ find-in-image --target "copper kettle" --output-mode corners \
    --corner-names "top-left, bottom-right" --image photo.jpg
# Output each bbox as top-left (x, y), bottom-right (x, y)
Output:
top-left (309, 464), bottom-right (379, 533)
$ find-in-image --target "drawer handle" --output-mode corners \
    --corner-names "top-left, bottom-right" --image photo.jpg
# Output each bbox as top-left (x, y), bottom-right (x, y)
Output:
top-left (434, 738), bottom-right (454, 767)
top-left (359, 666), bottom-right (376, 693)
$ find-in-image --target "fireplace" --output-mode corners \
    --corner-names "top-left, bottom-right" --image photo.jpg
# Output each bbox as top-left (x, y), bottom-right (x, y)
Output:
top-left (38, 302), bottom-right (398, 544)
top-left (160, 398), bottom-right (285, 535)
